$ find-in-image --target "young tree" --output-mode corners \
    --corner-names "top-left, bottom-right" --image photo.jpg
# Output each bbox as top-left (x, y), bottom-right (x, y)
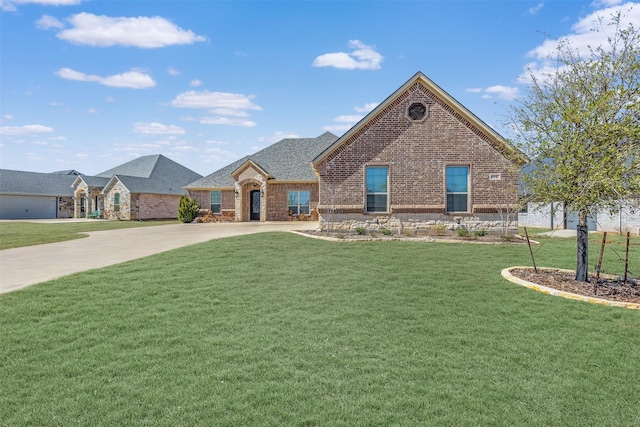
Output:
top-left (511, 13), bottom-right (640, 281)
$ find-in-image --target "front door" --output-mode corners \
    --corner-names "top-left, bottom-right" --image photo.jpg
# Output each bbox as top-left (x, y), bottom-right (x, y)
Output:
top-left (250, 190), bottom-right (261, 221)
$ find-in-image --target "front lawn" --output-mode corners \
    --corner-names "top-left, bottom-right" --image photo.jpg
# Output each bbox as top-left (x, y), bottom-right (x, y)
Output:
top-left (0, 220), bottom-right (179, 250)
top-left (1, 233), bottom-right (638, 425)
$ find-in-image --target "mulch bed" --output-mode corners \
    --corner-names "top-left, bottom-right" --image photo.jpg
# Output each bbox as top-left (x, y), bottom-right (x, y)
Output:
top-left (510, 268), bottom-right (640, 304)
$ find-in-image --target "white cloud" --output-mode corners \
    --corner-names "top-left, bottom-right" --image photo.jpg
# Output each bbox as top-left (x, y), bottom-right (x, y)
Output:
top-left (133, 122), bottom-right (186, 135)
top-left (171, 90), bottom-right (261, 110)
top-left (323, 103), bottom-right (374, 132)
top-left (484, 85), bottom-right (520, 100)
top-left (55, 67), bottom-right (156, 89)
top-left (172, 90), bottom-right (261, 126)
top-left (528, 3), bottom-right (544, 14)
top-left (166, 67), bottom-right (180, 76)
top-left (313, 40), bottom-right (383, 70)
top-left (258, 131), bottom-right (300, 143)
top-left (87, 108), bottom-right (98, 114)
top-left (322, 124), bottom-right (352, 133)
top-left (2, 114), bottom-right (13, 121)
top-left (334, 114), bottom-right (364, 123)
top-left (354, 102), bottom-right (379, 113)
top-left (527, 3), bottom-right (640, 60)
top-left (466, 88), bottom-right (483, 93)
top-left (105, 96), bottom-right (115, 102)
top-left (36, 14), bottom-right (64, 30)
top-left (189, 79), bottom-right (202, 87)
top-left (2, 0), bottom-right (81, 11)
top-left (0, 124), bottom-right (54, 135)
top-left (200, 117), bottom-right (257, 127)
top-left (56, 12), bottom-right (206, 48)
top-left (209, 108), bottom-right (249, 117)
top-left (590, 0), bottom-right (623, 6)
top-left (518, 2), bottom-right (639, 85)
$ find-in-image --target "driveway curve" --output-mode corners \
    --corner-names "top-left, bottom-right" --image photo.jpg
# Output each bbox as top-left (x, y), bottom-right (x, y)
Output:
top-left (0, 222), bottom-right (318, 295)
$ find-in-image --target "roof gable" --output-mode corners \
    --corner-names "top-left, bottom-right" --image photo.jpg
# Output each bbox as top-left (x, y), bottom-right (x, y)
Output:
top-left (313, 72), bottom-right (527, 166)
top-left (231, 160), bottom-right (272, 181)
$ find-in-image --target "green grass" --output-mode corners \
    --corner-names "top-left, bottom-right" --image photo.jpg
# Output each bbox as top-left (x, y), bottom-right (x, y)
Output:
top-left (1, 232), bottom-right (639, 426)
top-left (0, 220), bottom-right (178, 250)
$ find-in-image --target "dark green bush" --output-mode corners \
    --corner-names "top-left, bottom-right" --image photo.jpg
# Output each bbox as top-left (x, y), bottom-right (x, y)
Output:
top-left (355, 227), bottom-right (367, 235)
top-left (178, 195), bottom-right (200, 223)
top-left (381, 228), bottom-right (392, 236)
top-left (474, 229), bottom-right (487, 237)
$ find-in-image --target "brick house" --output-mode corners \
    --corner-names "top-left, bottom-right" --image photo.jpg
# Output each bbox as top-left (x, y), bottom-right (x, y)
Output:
top-left (311, 72), bottom-right (527, 232)
top-left (185, 132), bottom-right (338, 221)
top-left (72, 154), bottom-right (202, 220)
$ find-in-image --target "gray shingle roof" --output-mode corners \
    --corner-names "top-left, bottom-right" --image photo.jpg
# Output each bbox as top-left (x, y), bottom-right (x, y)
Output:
top-left (108, 174), bottom-right (193, 196)
top-left (94, 154), bottom-right (202, 194)
top-left (185, 132), bottom-right (338, 189)
top-left (0, 169), bottom-right (76, 196)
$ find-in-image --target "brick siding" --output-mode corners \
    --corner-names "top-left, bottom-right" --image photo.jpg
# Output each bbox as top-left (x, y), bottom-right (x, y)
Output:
top-left (315, 82), bottom-right (520, 230)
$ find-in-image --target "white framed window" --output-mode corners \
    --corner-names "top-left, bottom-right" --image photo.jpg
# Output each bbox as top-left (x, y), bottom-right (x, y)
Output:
top-left (446, 166), bottom-right (468, 212)
top-left (366, 166), bottom-right (388, 213)
top-left (210, 190), bottom-right (221, 213)
top-left (288, 191), bottom-right (310, 215)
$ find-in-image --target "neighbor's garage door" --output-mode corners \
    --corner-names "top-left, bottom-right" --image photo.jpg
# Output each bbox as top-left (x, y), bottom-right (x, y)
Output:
top-left (0, 195), bottom-right (57, 219)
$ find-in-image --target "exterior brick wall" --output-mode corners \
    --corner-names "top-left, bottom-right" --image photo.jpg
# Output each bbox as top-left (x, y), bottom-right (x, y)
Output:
top-left (138, 193), bottom-right (181, 220)
top-left (315, 81), bottom-right (520, 230)
top-left (188, 189), bottom-right (235, 213)
top-left (265, 182), bottom-right (319, 221)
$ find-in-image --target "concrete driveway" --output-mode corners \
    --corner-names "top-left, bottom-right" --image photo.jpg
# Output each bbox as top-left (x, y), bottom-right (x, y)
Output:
top-left (0, 221), bottom-right (318, 295)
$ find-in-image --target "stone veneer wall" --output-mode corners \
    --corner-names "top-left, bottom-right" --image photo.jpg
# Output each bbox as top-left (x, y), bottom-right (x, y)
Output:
top-left (58, 196), bottom-right (74, 218)
top-left (314, 81), bottom-right (520, 232)
top-left (103, 181), bottom-right (130, 220)
top-left (321, 214), bottom-right (515, 234)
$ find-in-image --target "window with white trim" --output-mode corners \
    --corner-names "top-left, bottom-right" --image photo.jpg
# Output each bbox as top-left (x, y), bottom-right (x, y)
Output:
top-left (446, 166), bottom-right (468, 212)
top-left (114, 193), bottom-right (121, 212)
top-left (366, 166), bottom-right (388, 213)
top-left (210, 190), bottom-right (221, 213)
top-left (288, 191), bottom-right (310, 215)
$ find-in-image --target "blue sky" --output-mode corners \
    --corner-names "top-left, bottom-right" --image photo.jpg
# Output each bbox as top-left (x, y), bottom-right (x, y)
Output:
top-left (1, 0), bottom-right (638, 176)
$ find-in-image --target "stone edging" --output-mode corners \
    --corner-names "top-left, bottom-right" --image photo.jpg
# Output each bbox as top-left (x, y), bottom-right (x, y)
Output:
top-left (290, 230), bottom-right (537, 245)
top-left (501, 267), bottom-right (640, 310)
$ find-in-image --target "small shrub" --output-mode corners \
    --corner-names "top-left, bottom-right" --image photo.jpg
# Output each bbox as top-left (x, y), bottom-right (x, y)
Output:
top-left (456, 228), bottom-right (470, 238)
top-left (474, 229), bottom-right (487, 237)
top-left (178, 195), bottom-right (200, 223)
top-left (403, 228), bottom-right (416, 236)
top-left (355, 227), bottom-right (367, 235)
top-left (381, 228), bottom-right (392, 236)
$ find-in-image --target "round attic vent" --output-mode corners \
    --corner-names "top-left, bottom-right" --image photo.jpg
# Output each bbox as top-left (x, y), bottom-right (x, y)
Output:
top-left (408, 102), bottom-right (427, 120)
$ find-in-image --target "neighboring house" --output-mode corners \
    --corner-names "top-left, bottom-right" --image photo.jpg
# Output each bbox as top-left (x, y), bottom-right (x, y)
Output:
top-left (519, 201), bottom-right (640, 234)
top-left (0, 169), bottom-right (79, 219)
top-left (72, 154), bottom-right (202, 220)
top-left (311, 71), bottom-right (527, 232)
top-left (518, 163), bottom-right (639, 234)
top-left (185, 132), bottom-right (338, 221)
